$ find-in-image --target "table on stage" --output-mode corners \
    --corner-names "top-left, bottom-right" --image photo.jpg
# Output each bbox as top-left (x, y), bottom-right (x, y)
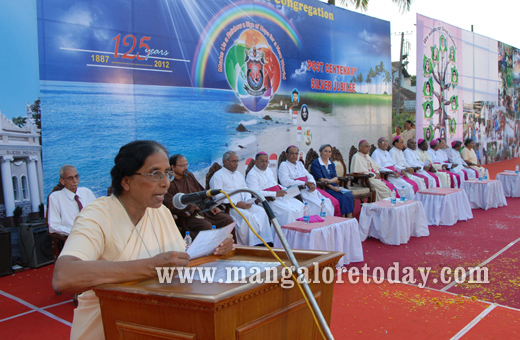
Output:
top-left (461, 179), bottom-right (508, 210)
top-left (496, 172), bottom-right (520, 197)
top-left (358, 199), bottom-right (429, 245)
top-left (94, 247), bottom-right (343, 340)
top-left (414, 187), bottom-right (473, 226)
top-left (273, 216), bottom-right (363, 266)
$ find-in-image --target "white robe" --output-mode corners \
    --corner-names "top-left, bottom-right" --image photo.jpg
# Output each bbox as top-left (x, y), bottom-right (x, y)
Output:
top-left (416, 149), bottom-right (450, 188)
top-left (446, 148), bottom-right (477, 179)
top-left (246, 165), bottom-right (304, 227)
top-left (371, 148), bottom-right (415, 199)
top-left (403, 148), bottom-right (439, 188)
top-left (389, 147), bottom-right (427, 190)
top-left (209, 167), bottom-right (272, 246)
top-left (438, 148), bottom-right (464, 186)
top-left (428, 148), bottom-right (461, 187)
top-left (350, 152), bottom-right (391, 201)
top-left (278, 160), bottom-right (334, 217)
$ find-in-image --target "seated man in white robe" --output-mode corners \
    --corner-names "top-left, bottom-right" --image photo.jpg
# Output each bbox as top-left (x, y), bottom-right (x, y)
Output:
top-left (210, 151), bottom-right (273, 247)
top-left (461, 138), bottom-right (490, 178)
top-left (404, 138), bottom-right (441, 188)
top-left (447, 140), bottom-right (477, 179)
top-left (389, 136), bottom-right (427, 190)
top-left (278, 145), bottom-right (334, 217)
top-left (439, 138), bottom-right (466, 186)
top-left (246, 152), bottom-right (304, 226)
top-left (350, 140), bottom-right (392, 201)
top-left (371, 137), bottom-right (417, 199)
top-left (416, 139), bottom-right (450, 188)
top-left (428, 139), bottom-right (461, 188)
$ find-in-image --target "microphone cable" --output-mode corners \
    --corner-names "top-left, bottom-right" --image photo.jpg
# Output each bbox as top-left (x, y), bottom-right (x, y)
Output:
top-left (218, 189), bottom-right (328, 340)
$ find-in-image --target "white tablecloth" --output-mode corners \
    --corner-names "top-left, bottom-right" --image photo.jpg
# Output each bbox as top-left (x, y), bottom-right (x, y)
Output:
top-left (415, 188), bottom-right (473, 226)
top-left (461, 179), bottom-right (508, 210)
top-left (358, 200), bottom-right (429, 245)
top-left (273, 216), bottom-right (363, 266)
top-left (496, 172), bottom-right (520, 197)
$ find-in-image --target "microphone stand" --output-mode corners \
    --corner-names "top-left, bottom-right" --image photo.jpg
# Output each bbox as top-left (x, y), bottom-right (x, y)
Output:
top-left (210, 188), bottom-right (335, 340)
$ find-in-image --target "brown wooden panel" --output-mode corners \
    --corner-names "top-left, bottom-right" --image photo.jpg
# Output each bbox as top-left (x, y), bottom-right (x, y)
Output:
top-left (116, 321), bottom-right (196, 340)
top-left (236, 293), bottom-right (321, 340)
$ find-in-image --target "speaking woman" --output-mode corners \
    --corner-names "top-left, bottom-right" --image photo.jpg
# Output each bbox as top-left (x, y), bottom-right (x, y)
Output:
top-left (52, 140), bottom-right (233, 340)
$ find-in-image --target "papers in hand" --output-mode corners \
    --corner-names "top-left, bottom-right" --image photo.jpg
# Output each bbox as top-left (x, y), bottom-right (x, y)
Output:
top-left (186, 222), bottom-right (236, 259)
top-left (285, 185), bottom-right (301, 199)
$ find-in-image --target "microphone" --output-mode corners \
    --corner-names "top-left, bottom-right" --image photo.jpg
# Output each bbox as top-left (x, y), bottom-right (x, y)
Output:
top-left (172, 189), bottom-right (222, 209)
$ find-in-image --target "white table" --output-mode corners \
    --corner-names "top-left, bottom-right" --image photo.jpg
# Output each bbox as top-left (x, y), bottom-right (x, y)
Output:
top-left (461, 179), bottom-right (508, 210)
top-left (496, 172), bottom-right (520, 197)
top-left (273, 216), bottom-right (363, 266)
top-left (358, 199), bottom-right (429, 245)
top-left (415, 188), bottom-right (473, 226)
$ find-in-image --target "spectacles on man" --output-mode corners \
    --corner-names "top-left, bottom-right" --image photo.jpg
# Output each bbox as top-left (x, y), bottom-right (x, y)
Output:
top-left (176, 163), bottom-right (189, 168)
top-left (62, 174), bottom-right (80, 181)
top-left (134, 170), bottom-right (174, 181)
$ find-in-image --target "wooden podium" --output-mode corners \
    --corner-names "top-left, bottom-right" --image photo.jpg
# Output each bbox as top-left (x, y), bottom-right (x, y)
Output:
top-left (94, 246), bottom-right (343, 340)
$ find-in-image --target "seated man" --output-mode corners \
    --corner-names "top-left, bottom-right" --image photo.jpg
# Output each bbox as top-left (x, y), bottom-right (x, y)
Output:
top-left (389, 136), bottom-right (427, 190)
top-left (461, 138), bottom-right (489, 178)
top-left (210, 151), bottom-right (272, 246)
top-left (164, 154), bottom-right (234, 239)
top-left (371, 137), bottom-right (417, 199)
top-left (48, 165), bottom-right (96, 235)
top-left (278, 145), bottom-right (334, 217)
top-left (246, 152), bottom-right (304, 226)
top-left (416, 139), bottom-right (450, 188)
top-left (428, 139), bottom-right (461, 188)
top-left (404, 138), bottom-right (441, 188)
top-left (350, 140), bottom-right (392, 201)
top-left (446, 141), bottom-right (477, 180)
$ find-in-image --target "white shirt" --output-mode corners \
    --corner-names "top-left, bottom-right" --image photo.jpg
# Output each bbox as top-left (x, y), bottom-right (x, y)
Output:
top-left (404, 148), bottom-right (424, 169)
top-left (388, 147), bottom-right (411, 170)
top-left (371, 148), bottom-right (401, 172)
top-left (427, 148), bottom-right (449, 165)
top-left (209, 167), bottom-right (251, 204)
top-left (246, 166), bottom-right (286, 198)
top-left (278, 160), bottom-right (315, 188)
top-left (48, 187), bottom-right (97, 234)
top-left (446, 148), bottom-right (467, 166)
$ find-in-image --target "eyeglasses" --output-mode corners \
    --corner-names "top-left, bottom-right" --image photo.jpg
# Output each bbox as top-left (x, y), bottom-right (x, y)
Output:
top-left (134, 170), bottom-right (174, 181)
top-left (226, 160), bottom-right (239, 164)
top-left (176, 163), bottom-right (189, 168)
top-left (62, 174), bottom-right (80, 181)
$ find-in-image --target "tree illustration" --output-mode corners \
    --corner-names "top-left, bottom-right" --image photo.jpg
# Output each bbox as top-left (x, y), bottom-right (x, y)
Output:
top-left (356, 73), bottom-right (363, 92)
top-left (430, 43), bottom-right (456, 135)
top-left (384, 70), bottom-right (391, 94)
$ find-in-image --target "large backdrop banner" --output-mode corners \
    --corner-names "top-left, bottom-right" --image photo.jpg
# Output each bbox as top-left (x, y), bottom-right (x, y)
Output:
top-left (38, 0), bottom-right (391, 197)
top-left (416, 14), bottom-right (519, 165)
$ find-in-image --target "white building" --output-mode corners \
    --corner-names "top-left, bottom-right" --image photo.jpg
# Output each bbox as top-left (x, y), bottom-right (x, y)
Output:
top-left (0, 104), bottom-right (43, 218)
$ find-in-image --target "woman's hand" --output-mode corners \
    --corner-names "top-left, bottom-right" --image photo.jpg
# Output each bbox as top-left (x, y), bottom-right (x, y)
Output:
top-left (151, 251), bottom-right (190, 272)
top-left (213, 235), bottom-right (234, 256)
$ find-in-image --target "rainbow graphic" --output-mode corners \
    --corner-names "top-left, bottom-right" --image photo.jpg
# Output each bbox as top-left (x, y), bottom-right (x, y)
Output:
top-left (192, 1), bottom-right (302, 88)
